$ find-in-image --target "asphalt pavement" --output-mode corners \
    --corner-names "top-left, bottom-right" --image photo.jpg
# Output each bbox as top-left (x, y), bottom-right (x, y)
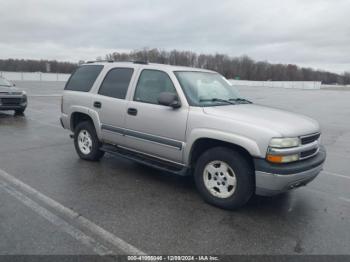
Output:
top-left (0, 81), bottom-right (349, 255)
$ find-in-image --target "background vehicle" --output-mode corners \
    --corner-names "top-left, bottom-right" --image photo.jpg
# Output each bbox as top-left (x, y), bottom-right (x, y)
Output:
top-left (0, 77), bottom-right (27, 114)
top-left (60, 61), bottom-right (326, 209)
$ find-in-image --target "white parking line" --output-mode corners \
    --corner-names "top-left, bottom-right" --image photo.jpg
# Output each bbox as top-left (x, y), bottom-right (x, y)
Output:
top-left (323, 170), bottom-right (350, 180)
top-left (29, 94), bottom-right (62, 97)
top-left (305, 187), bottom-right (350, 205)
top-left (326, 151), bottom-right (350, 160)
top-left (339, 197), bottom-right (350, 203)
top-left (0, 169), bottom-right (146, 256)
top-left (0, 179), bottom-right (113, 256)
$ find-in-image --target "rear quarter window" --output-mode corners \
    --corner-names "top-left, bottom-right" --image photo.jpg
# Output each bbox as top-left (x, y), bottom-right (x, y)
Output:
top-left (98, 68), bottom-right (134, 99)
top-left (65, 65), bottom-right (103, 92)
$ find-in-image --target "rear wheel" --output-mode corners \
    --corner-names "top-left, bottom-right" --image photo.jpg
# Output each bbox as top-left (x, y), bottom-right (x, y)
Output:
top-left (194, 147), bottom-right (254, 210)
top-left (74, 121), bottom-right (104, 161)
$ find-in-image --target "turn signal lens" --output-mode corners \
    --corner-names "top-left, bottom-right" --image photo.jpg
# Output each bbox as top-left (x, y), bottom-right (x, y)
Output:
top-left (267, 154), bottom-right (299, 163)
top-left (267, 155), bottom-right (282, 163)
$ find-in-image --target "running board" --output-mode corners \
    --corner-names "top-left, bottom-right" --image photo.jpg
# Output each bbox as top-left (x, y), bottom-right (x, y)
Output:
top-left (100, 144), bottom-right (190, 176)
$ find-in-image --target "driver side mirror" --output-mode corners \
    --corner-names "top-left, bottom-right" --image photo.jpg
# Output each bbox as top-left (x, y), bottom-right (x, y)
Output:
top-left (158, 92), bottom-right (181, 108)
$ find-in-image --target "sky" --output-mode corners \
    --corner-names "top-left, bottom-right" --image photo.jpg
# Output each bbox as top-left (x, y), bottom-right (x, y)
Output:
top-left (0, 0), bottom-right (349, 73)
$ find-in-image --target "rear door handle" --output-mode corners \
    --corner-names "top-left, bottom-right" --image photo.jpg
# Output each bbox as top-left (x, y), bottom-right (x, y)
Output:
top-left (127, 108), bottom-right (138, 116)
top-left (94, 101), bottom-right (102, 108)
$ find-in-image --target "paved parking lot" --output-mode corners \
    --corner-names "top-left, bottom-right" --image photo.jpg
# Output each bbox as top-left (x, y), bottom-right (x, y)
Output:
top-left (0, 81), bottom-right (349, 255)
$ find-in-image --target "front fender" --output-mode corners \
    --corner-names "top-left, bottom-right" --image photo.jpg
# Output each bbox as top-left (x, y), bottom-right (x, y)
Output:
top-left (184, 128), bottom-right (262, 165)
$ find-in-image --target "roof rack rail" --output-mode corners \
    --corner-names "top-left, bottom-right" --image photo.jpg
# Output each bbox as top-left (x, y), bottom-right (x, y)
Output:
top-left (86, 60), bottom-right (114, 64)
top-left (85, 60), bottom-right (149, 65)
top-left (133, 60), bottom-right (148, 65)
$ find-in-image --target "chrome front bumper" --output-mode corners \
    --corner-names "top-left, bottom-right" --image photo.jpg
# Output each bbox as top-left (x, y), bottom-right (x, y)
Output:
top-left (255, 165), bottom-right (323, 196)
top-left (254, 145), bottom-right (326, 196)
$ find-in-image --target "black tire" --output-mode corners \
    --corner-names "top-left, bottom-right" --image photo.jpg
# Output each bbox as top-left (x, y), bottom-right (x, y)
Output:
top-left (74, 121), bottom-right (104, 161)
top-left (194, 147), bottom-right (254, 210)
top-left (15, 108), bottom-right (25, 115)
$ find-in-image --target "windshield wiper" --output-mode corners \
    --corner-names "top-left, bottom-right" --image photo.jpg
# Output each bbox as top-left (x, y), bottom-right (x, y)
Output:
top-left (229, 98), bottom-right (252, 104)
top-left (199, 98), bottom-right (236, 105)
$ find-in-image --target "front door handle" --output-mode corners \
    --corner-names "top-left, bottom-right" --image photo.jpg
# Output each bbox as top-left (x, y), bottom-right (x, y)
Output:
top-left (127, 108), bottom-right (138, 116)
top-left (94, 101), bottom-right (102, 108)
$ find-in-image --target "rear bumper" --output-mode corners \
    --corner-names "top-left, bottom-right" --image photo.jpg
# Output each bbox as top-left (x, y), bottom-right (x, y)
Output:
top-left (254, 145), bottom-right (326, 196)
top-left (60, 114), bottom-right (69, 129)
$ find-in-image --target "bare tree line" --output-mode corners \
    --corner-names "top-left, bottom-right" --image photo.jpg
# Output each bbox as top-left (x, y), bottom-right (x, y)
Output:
top-left (1, 49), bottom-right (349, 85)
top-left (0, 59), bottom-right (76, 74)
top-left (106, 48), bottom-right (350, 85)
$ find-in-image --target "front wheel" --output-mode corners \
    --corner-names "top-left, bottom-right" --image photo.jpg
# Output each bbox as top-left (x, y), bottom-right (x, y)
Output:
top-left (74, 121), bottom-right (104, 161)
top-left (194, 147), bottom-right (254, 210)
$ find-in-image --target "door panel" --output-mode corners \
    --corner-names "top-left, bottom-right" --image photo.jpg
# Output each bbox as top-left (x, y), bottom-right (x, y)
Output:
top-left (97, 96), bottom-right (128, 145)
top-left (95, 67), bottom-right (134, 146)
top-left (125, 101), bottom-right (188, 163)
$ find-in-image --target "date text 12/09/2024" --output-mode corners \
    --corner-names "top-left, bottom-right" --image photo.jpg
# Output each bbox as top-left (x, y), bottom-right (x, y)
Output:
top-left (127, 255), bottom-right (219, 261)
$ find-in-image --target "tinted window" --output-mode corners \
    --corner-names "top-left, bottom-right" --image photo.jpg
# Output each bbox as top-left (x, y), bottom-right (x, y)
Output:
top-left (0, 77), bottom-right (12, 87)
top-left (134, 70), bottom-right (177, 104)
top-left (65, 65), bottom-right (103, 92)
top-left (98, 68), bottom-right (134, 99)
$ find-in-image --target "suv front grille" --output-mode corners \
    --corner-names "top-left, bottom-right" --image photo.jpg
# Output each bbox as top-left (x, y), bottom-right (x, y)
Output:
top-left (0, 98), bottom-right (22, 105)
top-left (300, 148), bottom-right (318, 158)
top-left (298, 133), bottom-right (321, 160)
top-left (301, 133), bottom-right (320, 145)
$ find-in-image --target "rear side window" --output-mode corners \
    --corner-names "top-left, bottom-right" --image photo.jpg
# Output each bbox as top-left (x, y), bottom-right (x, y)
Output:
top-left (65, 65), bottom-right (103, 92)
top-left (98, 68), bottom-right (134, 99)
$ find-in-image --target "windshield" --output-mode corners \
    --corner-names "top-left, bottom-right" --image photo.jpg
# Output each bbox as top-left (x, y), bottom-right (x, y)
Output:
top-left (0, 77), bottom-right (12, 87)
top-left (174, 71), bottom-right (243, 106)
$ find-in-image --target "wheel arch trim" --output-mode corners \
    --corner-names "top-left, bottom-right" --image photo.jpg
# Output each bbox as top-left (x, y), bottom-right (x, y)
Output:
top-left (69, 106), bottom-right (102, 139)
top-left (184, 129), bottom-right (262, 165)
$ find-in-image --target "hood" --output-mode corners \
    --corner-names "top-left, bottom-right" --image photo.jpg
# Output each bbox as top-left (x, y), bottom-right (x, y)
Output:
top-left (0, 86), bottom-right (21, 94)
top-left (203, 104), bottom-right (320, 137)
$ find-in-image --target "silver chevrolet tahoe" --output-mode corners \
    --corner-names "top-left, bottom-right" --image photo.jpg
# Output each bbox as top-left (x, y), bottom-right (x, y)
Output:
top-left (60, 61), bottom-right (326, 209)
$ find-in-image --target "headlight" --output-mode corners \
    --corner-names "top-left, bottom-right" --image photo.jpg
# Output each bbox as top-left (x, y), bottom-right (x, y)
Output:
top-left (21, 91), bottom-right (27, 102)
top-left (269, 137), bottom-right (299, 148)
top-left (267, 137), bottom-right (300, 163)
